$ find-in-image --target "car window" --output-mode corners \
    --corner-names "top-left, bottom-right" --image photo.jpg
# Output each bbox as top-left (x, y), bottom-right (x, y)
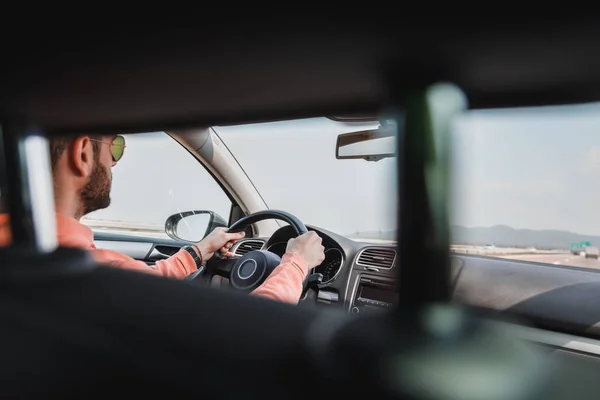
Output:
top-left (83, 131), bottom-right (232, 240)
top-left (450, 102), bottom-right (600, 269)
top-left (216, 116), bottom-right (398, 243)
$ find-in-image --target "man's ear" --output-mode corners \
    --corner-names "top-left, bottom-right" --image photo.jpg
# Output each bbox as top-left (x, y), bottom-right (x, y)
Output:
top-left (69, 136), bottom-right (95, 178)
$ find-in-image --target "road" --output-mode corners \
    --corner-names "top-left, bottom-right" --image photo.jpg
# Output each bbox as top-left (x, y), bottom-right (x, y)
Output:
top-left (450, 245), bottom-right (600, 270)
top-left (491, 253), bottom-right (600, 270)
top-left (450, 245), bottom-right (563, 256)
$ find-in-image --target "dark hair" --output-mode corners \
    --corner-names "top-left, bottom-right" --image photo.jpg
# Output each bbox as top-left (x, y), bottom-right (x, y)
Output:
top-left (48, 135), bottom-right (101, 170)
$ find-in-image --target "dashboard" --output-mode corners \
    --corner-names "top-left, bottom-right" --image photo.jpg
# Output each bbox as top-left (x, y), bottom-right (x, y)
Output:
top-left (265, 241), bottom-right (344, 284)
top-left (231, 224), bottom-right (399, 314)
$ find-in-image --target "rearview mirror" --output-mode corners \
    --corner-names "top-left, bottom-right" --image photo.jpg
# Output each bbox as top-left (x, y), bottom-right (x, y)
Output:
top-left (165, 210), bottom-right (227, 243)
top-left (335, 121), bottom-right (397, 161)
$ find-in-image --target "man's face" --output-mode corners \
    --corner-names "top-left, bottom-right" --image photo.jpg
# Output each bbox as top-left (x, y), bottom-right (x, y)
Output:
top-left (80, 136), bottom-right (116, 216)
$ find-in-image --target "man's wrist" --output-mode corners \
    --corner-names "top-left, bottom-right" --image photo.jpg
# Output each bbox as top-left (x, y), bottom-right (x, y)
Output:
top-left (193, 242), bottom-right (208, 261)
top-left (283, 252), bottom-right (309, 276)
top-left (182, 245), bottom-right (204, 269)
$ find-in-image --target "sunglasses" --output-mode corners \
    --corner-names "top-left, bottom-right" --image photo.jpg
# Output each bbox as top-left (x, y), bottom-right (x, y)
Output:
top-left (89, 135), bottom-right (126, 162)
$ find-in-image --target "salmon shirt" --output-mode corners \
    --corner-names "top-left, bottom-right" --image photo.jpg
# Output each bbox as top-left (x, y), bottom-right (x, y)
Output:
top-left (0, 213), bottom-right (307, 304)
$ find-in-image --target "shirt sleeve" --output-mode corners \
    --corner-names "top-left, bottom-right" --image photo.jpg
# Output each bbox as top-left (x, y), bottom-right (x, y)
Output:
top-left (249, 252), bottom-right (307, 304)
top-left (90, 248), bottom-right (197, 279)
top-left (91, 247), bottom-right (307, 304)
top-left (151, 249), bottom-right (198, 278)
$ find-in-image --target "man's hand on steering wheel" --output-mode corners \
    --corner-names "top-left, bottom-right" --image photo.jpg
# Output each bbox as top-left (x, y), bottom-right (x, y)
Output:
top-left (186, 210), bottom-right (326, 297)
top-left (194, 227), bottom-right (246, 260)
top-left (286, 231), bottom-right (325, 276)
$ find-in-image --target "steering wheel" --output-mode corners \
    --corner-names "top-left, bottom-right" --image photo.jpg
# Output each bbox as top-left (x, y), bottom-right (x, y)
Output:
top-left (186, 210), bottom-right (308, 292)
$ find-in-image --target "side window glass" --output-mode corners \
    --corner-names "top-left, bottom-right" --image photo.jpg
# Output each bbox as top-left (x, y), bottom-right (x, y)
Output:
top-left (83, 132), bottom-right (232, 240)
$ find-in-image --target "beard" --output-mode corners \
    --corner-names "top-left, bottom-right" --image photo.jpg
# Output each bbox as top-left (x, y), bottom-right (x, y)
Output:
top-left (80, 160), bottom-right (112, 217)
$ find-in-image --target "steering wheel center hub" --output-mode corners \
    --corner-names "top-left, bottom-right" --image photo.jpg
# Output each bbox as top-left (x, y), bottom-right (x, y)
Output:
top-left (238, 259), bottom-right (257, 279)
top-left (230, 250), bottom-right (281, 291)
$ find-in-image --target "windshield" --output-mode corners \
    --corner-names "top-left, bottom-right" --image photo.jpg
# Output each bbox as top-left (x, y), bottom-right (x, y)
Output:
top-left (450, 102), bottom-right (600, 269)
top-left (216, 117), bottom-right (398, 243)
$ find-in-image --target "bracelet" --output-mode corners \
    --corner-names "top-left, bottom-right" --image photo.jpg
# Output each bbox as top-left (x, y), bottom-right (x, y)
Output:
top-left (192, 244), bottom-right (204, 265)
top-left (182, 245), bottom-right (203, 269)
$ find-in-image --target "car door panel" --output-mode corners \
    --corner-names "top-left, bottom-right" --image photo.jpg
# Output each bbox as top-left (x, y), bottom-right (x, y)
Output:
top-left (93, 240), bottom-right (154, 260)
top-left (93, 232), bottom-right (186, 264)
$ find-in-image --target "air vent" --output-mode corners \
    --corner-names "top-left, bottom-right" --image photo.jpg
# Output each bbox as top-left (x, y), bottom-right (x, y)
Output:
top-left (356, 247), bottom-right (396, 269)
top-left (233, 240), bottom-right (264, 256)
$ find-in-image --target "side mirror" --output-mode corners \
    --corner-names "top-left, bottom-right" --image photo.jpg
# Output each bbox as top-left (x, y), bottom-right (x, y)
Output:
top-left (335, 119), bottom-right (397, 162)
top-left (165, 210), bottom-right (228, 243)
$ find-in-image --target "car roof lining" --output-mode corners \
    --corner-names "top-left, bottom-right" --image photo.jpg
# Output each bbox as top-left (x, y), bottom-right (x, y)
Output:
top-left (2, 16), bottom-right (600, 135)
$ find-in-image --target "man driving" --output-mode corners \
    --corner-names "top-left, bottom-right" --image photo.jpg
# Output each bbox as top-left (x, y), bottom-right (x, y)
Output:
top-left (0, 134), bottom-right (325, 304)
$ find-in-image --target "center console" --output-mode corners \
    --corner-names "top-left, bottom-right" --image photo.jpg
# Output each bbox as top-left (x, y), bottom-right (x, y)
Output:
top-left (350, 275), bottom-right (397, 314)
